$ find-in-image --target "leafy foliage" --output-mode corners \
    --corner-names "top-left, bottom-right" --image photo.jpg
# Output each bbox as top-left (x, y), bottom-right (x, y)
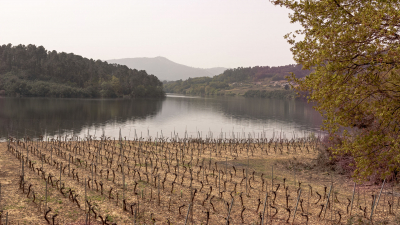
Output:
top-left (0, 44), bottom-right (165, 98)
top-left (273, 0), bottom-right (400, 180)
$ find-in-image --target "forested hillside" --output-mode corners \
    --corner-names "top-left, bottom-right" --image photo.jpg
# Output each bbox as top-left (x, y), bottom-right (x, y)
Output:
top-left (164, 64), bottom-right (311, 97)
top-left (0, 44), bottom-right (164, 98)
top-left (215, 64), bottom-right (309, 82)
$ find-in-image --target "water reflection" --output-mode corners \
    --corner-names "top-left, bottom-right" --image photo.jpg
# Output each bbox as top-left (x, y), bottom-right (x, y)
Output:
top-left (150, 95), bottom-right (323, 139)
top-left (0, 95), bottom-right (323, 141)
top-left (218, 97), bottom-right (320, 124)
top-left (0, 97), bottom-right (163, 139)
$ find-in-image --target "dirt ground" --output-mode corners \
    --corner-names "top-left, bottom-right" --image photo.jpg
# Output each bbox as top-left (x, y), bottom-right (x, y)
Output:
top-left (0, 143), bottom-right (88, 224)
top-left (0, 139), bottom-right (399, 225)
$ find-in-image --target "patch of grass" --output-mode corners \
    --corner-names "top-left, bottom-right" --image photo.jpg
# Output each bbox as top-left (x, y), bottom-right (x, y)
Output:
top-left (3, 205), bottom-right (16, 210)
top-left (106, 215), bottom-right (114, 222)
top-left (138, 180), bottom-right (148, 187)
top-left (67, 211), bottom-right (73, 218)
top-left (182, 163), bottom-right (192, 168)
top-left (88, 194), bottom-right (105, 201)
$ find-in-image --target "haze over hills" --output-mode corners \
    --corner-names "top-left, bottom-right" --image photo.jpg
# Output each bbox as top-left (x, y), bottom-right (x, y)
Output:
top-left (107, 57), bottom-right (228, 81)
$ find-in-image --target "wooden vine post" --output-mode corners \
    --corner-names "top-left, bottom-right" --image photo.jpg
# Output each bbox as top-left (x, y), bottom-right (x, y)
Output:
top-left (323, 184), bottom-right (333, 220)
top-left (225, 156), bottom-right (227, 182)
top-left (350, 182), bottom-right (356, 216)
top-left (246, 145), bottom-right (249, 195)
top-left (120, 128), bottom-right (126, 203)
top-left (85, 178), bottom-right (87, 213)
top-left (292, 189), bottom-right (302, 224)
top-left (271, 165), bottom-right (274, 191)
top-left (184, 203), bottom-right (192, 225)
top-left (370, 179), bottom-right (386, 221)
top-left (59, 162), bottom-right (62, 185)
top-left (91, 163), bottom-right (94, 190)
top-left (0, 183), bottom-right (2, 212)
top-left (261, 190), bottom-right (269, 225)
top-left (26, 139), bottom-right (29, 166)
top-left (22, 160), bottom-right (25, 184)
top-left (45, 179), bottom-right (48, 211)
top-left (226, 197), bottom-right (234, 225)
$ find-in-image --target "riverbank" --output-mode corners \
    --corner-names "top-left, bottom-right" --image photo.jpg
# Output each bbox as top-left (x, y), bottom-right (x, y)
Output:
top-left (165, 80), bottom-right (298, 99)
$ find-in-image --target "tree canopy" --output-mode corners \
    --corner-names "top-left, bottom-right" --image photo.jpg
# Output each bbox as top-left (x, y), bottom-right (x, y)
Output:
top-left (0, 44), bottom-right (164, 98)
top-left (273, 0), bottom-right (400, 180)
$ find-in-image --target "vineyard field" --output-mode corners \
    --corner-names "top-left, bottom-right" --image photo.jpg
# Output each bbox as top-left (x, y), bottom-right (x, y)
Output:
top-left (0, 135), bottom-right (398, 224)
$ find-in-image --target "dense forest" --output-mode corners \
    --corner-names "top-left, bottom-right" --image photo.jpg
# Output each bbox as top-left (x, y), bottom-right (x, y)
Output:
top-left (0, 44), bottom-right (165, 98)
top-left (164, 64), bottom-right (311, 97)
top-left (212, 64), bottom-right (310, 82)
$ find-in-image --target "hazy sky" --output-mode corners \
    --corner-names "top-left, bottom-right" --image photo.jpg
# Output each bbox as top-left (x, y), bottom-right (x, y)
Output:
top-left (0, 0), bottom-right (301, 68)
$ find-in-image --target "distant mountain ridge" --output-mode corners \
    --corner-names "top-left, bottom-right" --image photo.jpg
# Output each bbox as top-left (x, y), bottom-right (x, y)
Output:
top-left (107, 57), bottom-right (228, 81)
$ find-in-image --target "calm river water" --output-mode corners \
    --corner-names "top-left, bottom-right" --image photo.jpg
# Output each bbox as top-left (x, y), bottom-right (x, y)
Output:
top-left (0, 94), bottom-right (323, 141)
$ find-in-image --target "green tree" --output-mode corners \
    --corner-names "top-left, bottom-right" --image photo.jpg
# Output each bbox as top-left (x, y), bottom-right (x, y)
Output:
top-left (110, 75), bottom-right (120, 96)
top-left (273, 0), bottom-right (400, 180)
top-left (284, 84), bottom-right (290, 90)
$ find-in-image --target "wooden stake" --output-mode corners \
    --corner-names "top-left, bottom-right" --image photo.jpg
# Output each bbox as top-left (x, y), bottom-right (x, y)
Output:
top-left (41, 149), bottom-right (43, 169)
top-left (371, 179), bottom-right (386, 221)
top-left (350, 182), bottom-right (356, 216)
top-left (85, 178), bottom-right (87, 213)
top-left (22, 160), bottom-right (24, 183)
top-left (45, 179), bottom-right (48, 211)
top-left (323, 184), bottom-right (332, 219)
top-left (68, 154), bottom-right (71, 176)
top-left (370, 194), bottom-right (377, 222)
top-left (158, 175), bottom-right (160, 205)
top-left (26, 141), bottom-right (29, 165)
top-left (246, 153), bottom-right (248, 195)
top-left (59, 163), bottom-right (62, 185)
top-left (184, 203), bottom-right (191, 225)
top-left (375, 179), bottom-right (386, 211)
top-left (307, 183), bottom-right (310, 225)
top-left (293, 189), bottom-right (302, 224)
top-left (293, 168), bottom-right (295, 186)
top-left (134, 207), bottom-right (137, 225)
top-left (219, 170), bottom-right (221, 194)
top-left (224, 197), bottom-right (234, 225)
top-left (271, 165), bottom-right (274, 191)
top-left (225, 157), bottom-right (227, 182)
top-left (92, 163), bottom-right (94, 191)
top-left (261, 190), bottom-right (268, 225)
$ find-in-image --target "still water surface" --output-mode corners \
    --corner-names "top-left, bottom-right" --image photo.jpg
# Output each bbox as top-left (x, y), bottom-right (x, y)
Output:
top-left (0, 94), bottom-right (323, 141)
